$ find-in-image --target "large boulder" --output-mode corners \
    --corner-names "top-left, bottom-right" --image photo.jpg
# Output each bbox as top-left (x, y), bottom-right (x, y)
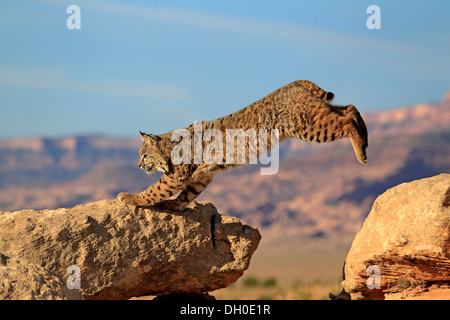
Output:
top-left (342, 174), bottom-right (450, 299)
top-left (0, 200), bottom-right (261, 300)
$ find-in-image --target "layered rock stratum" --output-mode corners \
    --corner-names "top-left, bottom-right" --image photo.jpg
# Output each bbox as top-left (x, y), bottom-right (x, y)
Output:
top-left (342, 174), bottom-right (450, 300)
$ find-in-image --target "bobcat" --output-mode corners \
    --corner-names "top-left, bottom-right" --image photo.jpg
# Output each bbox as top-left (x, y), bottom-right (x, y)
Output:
top-left (118, 80), bottom-right (368, 210)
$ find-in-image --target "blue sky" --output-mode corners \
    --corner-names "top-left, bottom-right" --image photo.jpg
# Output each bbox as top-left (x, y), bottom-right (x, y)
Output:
top-left (1, 0), bottom-right (449, 138)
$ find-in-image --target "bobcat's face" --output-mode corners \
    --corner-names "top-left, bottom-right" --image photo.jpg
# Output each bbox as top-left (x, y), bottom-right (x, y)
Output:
top-left (138, 132), bottom-right (169, 174)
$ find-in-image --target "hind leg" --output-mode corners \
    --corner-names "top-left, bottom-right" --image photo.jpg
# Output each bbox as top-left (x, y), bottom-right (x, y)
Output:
top-left (341, 116), bottom-right (368, 164)
top-left (345, 105), bottom-right (368, 147)
top-left (324, 104), bottom-right (368, 164)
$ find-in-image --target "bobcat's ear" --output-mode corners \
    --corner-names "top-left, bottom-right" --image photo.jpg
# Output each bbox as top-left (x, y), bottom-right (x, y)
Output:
top-left (139, 131), bottom-right (162, 145)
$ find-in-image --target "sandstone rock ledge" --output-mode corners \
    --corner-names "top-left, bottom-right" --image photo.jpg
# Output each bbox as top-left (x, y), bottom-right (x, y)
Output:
top-left (0, 200), bottom-right (261, 300)
top-left (342, 174), bottom-right (450, 300)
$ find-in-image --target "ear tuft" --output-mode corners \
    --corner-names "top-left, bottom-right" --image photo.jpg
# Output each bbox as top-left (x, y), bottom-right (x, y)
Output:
top-left (139, 131), bottom-right (148, 141)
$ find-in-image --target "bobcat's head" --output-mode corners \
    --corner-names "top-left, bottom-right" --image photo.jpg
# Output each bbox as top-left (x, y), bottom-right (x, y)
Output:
top-left (138, 131), bottom-right (170, 174)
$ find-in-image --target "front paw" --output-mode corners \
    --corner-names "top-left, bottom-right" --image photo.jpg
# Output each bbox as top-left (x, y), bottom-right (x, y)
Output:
top-left (117, 192), bottom-right (137, 206)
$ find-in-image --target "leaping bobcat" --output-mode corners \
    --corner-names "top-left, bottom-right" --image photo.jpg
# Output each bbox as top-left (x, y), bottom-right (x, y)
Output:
top-left (118, 80), bottom-right (368, 210)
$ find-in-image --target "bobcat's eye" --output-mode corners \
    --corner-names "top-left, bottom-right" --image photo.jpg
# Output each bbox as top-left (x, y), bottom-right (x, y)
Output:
top-left (139, 154), bottom-right (149, 169)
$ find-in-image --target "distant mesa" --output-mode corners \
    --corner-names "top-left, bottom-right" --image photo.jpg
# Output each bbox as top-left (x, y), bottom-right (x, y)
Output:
top-left (0, 91), bottom-right (449, 260)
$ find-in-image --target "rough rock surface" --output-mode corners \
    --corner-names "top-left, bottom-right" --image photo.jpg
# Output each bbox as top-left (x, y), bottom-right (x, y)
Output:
top-left (342, 174), bottom-right (450, 299)
top-left (0, 253), bottom-right (83, 300)
top-left (0, 200), bottom-right (261, 300)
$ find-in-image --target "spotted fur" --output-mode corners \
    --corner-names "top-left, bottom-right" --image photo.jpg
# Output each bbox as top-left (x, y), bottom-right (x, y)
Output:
top-left (118, 80), bottom-right (368, 210)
